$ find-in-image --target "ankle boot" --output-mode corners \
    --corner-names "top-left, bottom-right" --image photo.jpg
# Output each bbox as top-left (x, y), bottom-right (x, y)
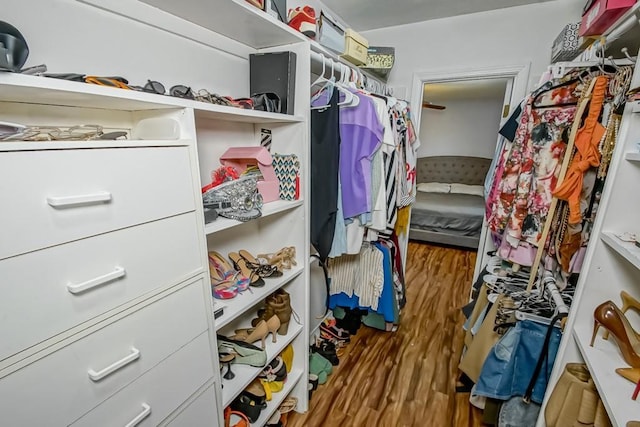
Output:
top-left (270, 294), bottom-right (292, 335)
top-left (252, 290), bottom-right (292, 334)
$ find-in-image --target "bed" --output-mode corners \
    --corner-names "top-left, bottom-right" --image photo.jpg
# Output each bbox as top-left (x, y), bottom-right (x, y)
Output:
top-left (409, 156), bottom-right (492, 249)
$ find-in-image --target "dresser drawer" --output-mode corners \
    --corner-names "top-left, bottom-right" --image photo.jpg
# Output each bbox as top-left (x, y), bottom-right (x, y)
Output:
top-left (0, 278), bottom-right (210, 426)
top-left (165, 383), bottom-right (219, 426)
top-left (71, 332), bottom-right (215, 427)
top-left (0, 146), bottom-right (196, 260)
top-left (0, 212), bottom-right (203, 362)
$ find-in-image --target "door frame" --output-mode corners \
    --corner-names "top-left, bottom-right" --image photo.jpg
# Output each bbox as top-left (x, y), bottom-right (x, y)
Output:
top-left (408, 63), bottom-right (531, 284)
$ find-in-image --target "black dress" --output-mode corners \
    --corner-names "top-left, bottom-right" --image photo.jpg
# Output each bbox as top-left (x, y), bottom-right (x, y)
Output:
top-left (310, 88), bottom-right (340, 262)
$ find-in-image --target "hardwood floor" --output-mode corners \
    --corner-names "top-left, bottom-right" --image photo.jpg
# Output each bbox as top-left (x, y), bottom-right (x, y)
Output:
top-left (288, 242), bottom-right (484, 427)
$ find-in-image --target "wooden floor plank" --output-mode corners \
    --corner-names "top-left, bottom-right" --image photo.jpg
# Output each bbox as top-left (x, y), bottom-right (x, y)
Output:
top-left (287, 242), bottom-right (483, 427)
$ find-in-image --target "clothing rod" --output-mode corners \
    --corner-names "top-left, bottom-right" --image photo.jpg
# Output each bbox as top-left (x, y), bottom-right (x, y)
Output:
top-left (310, 50), bottom-right (388, 94)
top-left (541, 272), bottom-right (569, 314)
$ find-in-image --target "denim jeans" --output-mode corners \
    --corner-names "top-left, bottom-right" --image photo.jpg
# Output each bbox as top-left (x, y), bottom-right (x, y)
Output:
top-left (474, 319), bottom-right (562, 404)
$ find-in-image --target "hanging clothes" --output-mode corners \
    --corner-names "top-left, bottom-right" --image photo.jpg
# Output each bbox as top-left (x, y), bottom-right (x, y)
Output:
top-left (553, 76), bottom-right (608, 225)
top-left (488, 80), bottom-right (580, 248)
top-left (310, 88), bottom-right (340, 262)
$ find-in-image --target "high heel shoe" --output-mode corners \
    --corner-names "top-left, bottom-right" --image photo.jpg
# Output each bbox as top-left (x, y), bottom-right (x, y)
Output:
top-left (233, 315), bottom-right (281, 346)
top-left (209, 251), bottom-right (250, 293)
top-left (228, 252), bottom-right (266, 287)
top-left (604, 291), bottom-right (640, 340)
top-left (239, 249), bottom-right (283, 278)
top-left (591, 300), bottom-right (640, 367)
top-left (219, 352), bottom-right (236, 380)
top-left (257, 247), bottom-right (297, 271)
top-left (230, 320), bottom-right (270, 349)
top-left (252, 289), bottom-right (292, 335)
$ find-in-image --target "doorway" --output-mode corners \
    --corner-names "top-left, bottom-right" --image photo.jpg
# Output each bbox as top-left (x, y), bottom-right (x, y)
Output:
top-left (409, 63), bottom-right (531, 281)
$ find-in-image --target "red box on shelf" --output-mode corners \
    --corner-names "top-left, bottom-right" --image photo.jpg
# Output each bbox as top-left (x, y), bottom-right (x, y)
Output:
top-left (580, 0), bottom-right (636, 36)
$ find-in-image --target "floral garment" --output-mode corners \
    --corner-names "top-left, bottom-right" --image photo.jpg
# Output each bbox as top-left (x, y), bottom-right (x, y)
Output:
top-left (488, 82), bottom-right (579, 247)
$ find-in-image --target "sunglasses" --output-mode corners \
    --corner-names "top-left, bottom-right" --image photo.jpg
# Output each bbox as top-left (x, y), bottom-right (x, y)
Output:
top-left (131, 80), bottom-right (194, 100)
top-left (85, 76), bottom-right (131, 89)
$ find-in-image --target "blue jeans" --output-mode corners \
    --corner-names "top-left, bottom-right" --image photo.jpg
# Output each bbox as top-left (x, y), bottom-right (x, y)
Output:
top-left (474, 320), bottom-right (561, 404)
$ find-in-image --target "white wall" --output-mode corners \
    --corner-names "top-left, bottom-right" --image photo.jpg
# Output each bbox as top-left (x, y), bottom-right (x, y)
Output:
top-left (362, 0), bottom-right (583, 97)
top-left (418, 96), bottom-right (503, 158)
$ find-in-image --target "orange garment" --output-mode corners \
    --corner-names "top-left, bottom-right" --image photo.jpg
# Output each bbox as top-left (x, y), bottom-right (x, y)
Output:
top-left (553, 76), bottom-right (608, 225)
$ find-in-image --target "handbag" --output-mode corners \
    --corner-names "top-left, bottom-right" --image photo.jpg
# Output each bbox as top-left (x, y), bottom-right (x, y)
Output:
top-left (545, 363), bottom-right (611, 427)
top-left (251, 92), bottom-right (281, 113)
top-left (272, 153), bottom-right (300, 201)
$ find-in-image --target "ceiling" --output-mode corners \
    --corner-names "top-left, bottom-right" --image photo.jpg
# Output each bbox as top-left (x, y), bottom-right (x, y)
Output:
top-left (321, 0), bottom-right (554, 31)
top-left (424, 78), bottom-right (510, 103)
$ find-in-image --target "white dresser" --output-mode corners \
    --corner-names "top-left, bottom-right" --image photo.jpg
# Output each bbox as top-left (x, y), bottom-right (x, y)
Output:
top-left (0, 110), bottom-right (220, 425)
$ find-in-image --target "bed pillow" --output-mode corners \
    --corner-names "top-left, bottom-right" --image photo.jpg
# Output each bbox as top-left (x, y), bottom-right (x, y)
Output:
top-left (416, 182), bottom-right (451, 194)
top-left (450, 183), bottom-right (484, 197)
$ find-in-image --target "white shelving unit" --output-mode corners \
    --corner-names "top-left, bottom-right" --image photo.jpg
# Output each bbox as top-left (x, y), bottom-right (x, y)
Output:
top-left (221, 324), bottom-right (304, 407)
top-left (204, 200), bottom-right (304, 236)
top-left (215, 266), bottom-right (304, 330)
top-left (0, 1), bottom-right (312, 426)
top-left (573, 325), bottom-right (639, 427)
top-left (537, 21), bottom-right (640, 425)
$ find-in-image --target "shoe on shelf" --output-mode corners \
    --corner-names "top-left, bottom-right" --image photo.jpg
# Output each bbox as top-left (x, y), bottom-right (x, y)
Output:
top-left (217, 335), bottom-right (267, 367)
top-left (591, 301), bottom-right (640, 368)
top-left (605, 291), bottom-right (640, 340)
top-left (257, 247), bottom-right (297, 272)
top-left (219, 352), bottom-right (236, 380)
top-left (209, 251), bottom-right (250, 294)
top-left (259, 356), bottom-right (288, 382)
top-left (243, 378), bottom-right (268, 407)
top-left (230, 393), bottom-right (266, 423)
top-left (238, 249), bottom-right (283, 278)
top-left (232, 315), bottom-right (280, 348)
top-left (252, 289), bottom-right (293, 335)
top-left (616, 367), bottom-right (640, 384)
top-left (227, 251), bottom-right (265, 288)
top-left (287, 6), bottom-right (316, 38)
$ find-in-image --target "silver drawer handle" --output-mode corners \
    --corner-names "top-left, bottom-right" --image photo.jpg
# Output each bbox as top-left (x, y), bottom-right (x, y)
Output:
top-left (88, 347), bottom-right (140, 382)
top-left (47, 191), bottom-right (112, 208)
top-left (67, 266), bottom-right (126, 294)
top-left (124, 403), bottom-right (151, 427)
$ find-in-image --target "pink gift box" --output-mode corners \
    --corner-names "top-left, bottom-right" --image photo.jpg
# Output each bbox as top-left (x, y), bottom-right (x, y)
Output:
top-left (220, 146), bottom-right (280, 203)
top-left (580, 0), bottom-right (636, 36)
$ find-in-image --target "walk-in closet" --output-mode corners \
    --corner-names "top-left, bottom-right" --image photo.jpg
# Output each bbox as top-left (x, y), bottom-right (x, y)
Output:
top-left (3, 1), bottom-right (640, 426)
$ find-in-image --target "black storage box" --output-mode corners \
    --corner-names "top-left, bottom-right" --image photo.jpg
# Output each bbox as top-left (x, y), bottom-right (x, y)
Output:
top-left (249, 51), bottom-right (296, 115)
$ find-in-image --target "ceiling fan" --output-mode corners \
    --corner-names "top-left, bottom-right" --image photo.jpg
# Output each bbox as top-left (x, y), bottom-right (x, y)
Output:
top-left (422, 101), bottom-right (446, 110)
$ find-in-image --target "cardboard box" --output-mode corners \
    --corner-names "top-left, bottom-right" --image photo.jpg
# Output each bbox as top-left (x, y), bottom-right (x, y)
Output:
top-left (317, 11), bottom-right (344, 54)
top-left (580, 0), bottom-right (636, 36)
top-left (341, 29), bottom-right (369, 66)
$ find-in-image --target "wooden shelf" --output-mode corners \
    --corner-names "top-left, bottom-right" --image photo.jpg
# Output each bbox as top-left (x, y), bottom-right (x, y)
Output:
top-left (253, 369), bottom-right (303, 427)
top-left (214, 265), bottom-right (303, 331)
top-left (573, 325), bottom-right (640, 426)
top-left (220, 323), bottom-right (303, 407)
top-left (204, 200), bottom-right (304, 236)
top-left (0, 74), bottom-right (303, 124)
top-left (139, 0), bottom-right (305, 49)
top-left (601, 231), bottom-right (640, 271)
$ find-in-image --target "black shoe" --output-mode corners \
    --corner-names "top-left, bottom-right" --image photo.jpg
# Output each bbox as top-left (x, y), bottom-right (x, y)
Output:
top-left (311, 341), bottom-right (339, 366)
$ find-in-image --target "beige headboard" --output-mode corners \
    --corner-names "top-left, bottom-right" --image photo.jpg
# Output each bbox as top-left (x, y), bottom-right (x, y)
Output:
top-left (416, 156), bottom-right (492, 185)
